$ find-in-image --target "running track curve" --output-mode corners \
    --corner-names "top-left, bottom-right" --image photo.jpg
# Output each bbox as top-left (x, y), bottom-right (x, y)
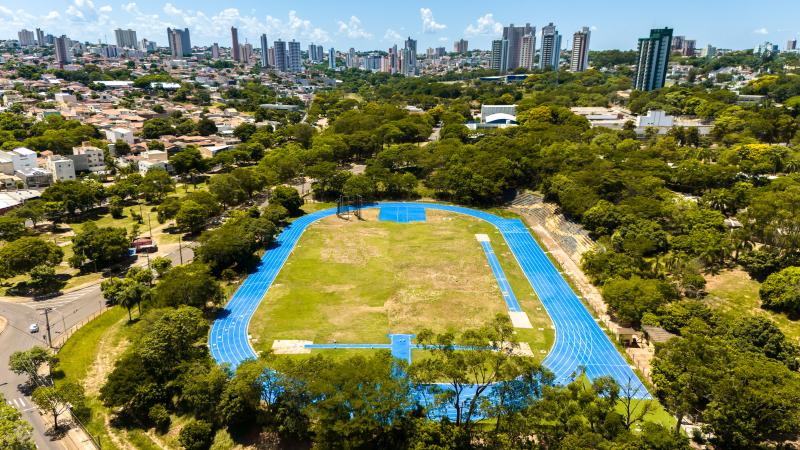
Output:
top-left (209, 202), bottom-right (651, 400)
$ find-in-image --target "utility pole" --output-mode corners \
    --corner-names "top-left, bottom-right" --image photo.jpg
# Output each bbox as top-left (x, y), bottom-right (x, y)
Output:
top-left (178, 234), bottom-right (184, 265)
top-left (40, 307), bottom-right (53, 348)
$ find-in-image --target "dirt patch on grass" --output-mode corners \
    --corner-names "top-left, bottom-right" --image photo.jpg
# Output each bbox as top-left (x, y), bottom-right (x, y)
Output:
top-left (83, 318), bottom-right (130, 397)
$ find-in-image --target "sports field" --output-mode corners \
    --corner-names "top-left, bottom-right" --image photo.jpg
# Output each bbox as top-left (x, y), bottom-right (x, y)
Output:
top-left (248, 208), bottom-right (554, 357)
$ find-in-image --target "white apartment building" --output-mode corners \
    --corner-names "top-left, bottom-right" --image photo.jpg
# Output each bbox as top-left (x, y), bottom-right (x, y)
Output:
top-left (105, 127), bottom-right (134, 145)
top-left (70, 145), bottom-right (105, 172)
top-left (0, 147), bottom-right (37, 172)
top-left (46, 156), bottom-right (76, 182)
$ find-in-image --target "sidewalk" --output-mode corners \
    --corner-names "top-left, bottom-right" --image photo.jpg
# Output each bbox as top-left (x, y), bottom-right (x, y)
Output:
top-left (38, 410), bottom-right (98, 450)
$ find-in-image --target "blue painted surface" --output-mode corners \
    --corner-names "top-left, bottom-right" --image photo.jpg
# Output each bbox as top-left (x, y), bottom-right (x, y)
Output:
top-left (379, 204), bottom-right (426, 222)
top-left (389, 334), bottom-right (415, 364)
top-left (209, 202), bottom-right (651, 408)
top-left (305, 343), bottom-right (392, 349)
top-left (479, 240), bottom-right (522, 313)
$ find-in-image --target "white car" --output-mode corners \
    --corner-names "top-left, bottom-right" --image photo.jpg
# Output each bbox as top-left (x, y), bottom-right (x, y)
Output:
top-left (29, 323), bottom-right (39, 333)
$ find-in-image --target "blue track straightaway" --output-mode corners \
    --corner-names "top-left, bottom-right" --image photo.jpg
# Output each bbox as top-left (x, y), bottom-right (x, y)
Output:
top-left (479, 240), bottom-right (522, 313)
top-left (209, 202), bottom-right (651, 402)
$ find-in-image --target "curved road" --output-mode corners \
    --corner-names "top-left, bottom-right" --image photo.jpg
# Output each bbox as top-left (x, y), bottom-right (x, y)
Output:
top-left (209, 202), bottom-right (650, 411)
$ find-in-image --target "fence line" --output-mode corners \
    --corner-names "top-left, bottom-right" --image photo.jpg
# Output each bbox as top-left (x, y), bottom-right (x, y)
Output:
top-left (52, 306), bottom-right (107, 352)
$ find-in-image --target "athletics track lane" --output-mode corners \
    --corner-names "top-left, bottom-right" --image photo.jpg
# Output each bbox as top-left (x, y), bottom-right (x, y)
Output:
top-left (209, 202), bottom-right (651, 403)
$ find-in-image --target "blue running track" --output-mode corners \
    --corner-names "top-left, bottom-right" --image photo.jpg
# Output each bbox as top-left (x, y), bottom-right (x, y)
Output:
top-left (479, 240), bottom-right (522, 313)
top-left (379, 204), bottom-right (426, 222)
top-left (209, 202), bottom-right (651, 404)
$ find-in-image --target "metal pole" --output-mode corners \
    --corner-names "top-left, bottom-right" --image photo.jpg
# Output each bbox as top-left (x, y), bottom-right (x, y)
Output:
top-left (42, 308), bottom-right (52, 348)
top-left (178, 235), bottom-right (184, 265)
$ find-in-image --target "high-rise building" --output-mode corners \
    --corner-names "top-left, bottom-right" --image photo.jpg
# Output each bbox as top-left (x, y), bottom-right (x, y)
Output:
top-left (787, 39), bottom-right (798, 51)
top-left (328, 47), bottom-right (336, 69)
top-left (700, 44), bottom-right (716, 58)
top-left (454, 38), bottom-right (468, 54)
top-left (671, 35), bottom-right (685, 52)
top-left (681, 39), bottom-right (696, 57)
top-left (634, 27), bottom-right (673, 91)
top-left (287, 40), bottom-right (301, 72)
top-left (231, 27), bottom-right (240, 62)
top-left (388, 44), bottom-right (398, 73)
top-left (403, 36), bottom-right (417, 75)
top-left (490, 39), bottom-right (509, 72)
top-left (167, 28), bottom-right (191, 58)
top-left (539, 23), bottom-right (562, 70)
top-left (260, 35), bottom-right (269, 67)
top-left (114, 29), bottom-right (138, 49)
top-left (54, 35), bottom-right (71, 67)
top-left (570, 27), bottom-right (591, 72)
top-left (754, 41), bottom-right (779, 56)
top-left (17, 29), bottom-right (35, 47)
top-left (520, 34), bottom-right (536, 70)
top-left (273, 40), bottom-right (287, 72)
top-left (36, 28), bottom-right (45, 47)
top-left (211, 43), bottom-right (220, 59)
top-left (502, 23), bottom-right (533, 70)
top-left (139, 39), bottom-right (156, 52)
top-left (241, 43), bottom-right (253, 63)
top-left (346, 47), bottom-right (356, 68)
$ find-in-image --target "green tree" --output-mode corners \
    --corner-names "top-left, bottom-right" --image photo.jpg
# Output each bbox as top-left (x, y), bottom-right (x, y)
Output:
top-left (760, 266), bottom-right (800, 316)
top-left (151, 263), bottom-right (223, 308)
top-left (208, 174), bottom-right (247, 207)
top-left (0, 394), bottom-right (35, 449)
top-left (269, 185), bottom-right (303, 216)
top-left (0, 216), bottom-right (26, 241)
top-left (8, 347), bottom-right (57, 386)
top-left (70, 223), bottom-right (129, 270)
top-left (602, 277), bottom-right (678, 325)
top-left (176, 200), bottom-right (211, 234)
top-left (179, 419), bottom-right (213, 450)
top-left (151, 257), bottom-right (172, 278)
top-left (196, 118), bottom-right (218, 136)
top-left (139, 169), bottom-right (175, 202)
top-left (27, 265), bottom-right (63, 295)
top-left (31, 382), bottom-right (85, 429)
top-left (0, 237), bottom-right (63, 279)
top-left (12, 199), bottom-right (45, 228)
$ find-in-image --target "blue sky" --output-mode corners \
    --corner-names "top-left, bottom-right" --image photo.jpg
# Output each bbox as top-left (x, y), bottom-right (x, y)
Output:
top-left (1, 0), bottom-right (799, 51)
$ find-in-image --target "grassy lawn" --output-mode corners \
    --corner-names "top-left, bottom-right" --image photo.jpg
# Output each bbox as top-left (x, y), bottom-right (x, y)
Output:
top-left (249, 208), bottom-right (554, 360)
top-left (54, 306), bottom-right (189, 450)
top-left (54, 306), bottom-right (131, 450)
top-left (705, 268), bottom-right (800, 343)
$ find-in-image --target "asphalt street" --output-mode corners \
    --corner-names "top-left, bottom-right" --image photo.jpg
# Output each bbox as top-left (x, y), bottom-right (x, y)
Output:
top-left (0, 241), bottom-right (193, 449)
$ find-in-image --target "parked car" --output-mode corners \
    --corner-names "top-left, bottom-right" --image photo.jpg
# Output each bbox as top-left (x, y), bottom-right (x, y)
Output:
top-left (29, 323), bottom-right (39, 333)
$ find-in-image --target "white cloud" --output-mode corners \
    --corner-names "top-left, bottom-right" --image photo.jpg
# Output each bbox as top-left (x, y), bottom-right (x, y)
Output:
top-left (43, 11), bottom-right (61, 21)
top-left (420, 8), bottom-right (446, 33)
top-left (465, 13), bottom-right (502, 36)
top-left (383, 28), bottom-right (403, 42)
top-left (122, 2), bottom-right (137, 13)
top-left (266, 10), bottom-right (331, 43)
top-left (754, 27), bottom-right (769, 35)
top-left (163, 3), bottom-right (182, 16)
top-left (590, 25), bottom-right (598, 31)
top-left (338, 16), bottom-right (372, 39)
top-left (99, 5), bottom-right (112, 13)
top-left (0, 5), bottom-right (13, 16)
top-left (438, 36), bottom-right (449, 43)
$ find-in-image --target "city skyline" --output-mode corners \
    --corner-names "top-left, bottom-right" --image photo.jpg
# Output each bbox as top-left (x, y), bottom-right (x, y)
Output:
top-left (1, 0), bottom-right (800, 52)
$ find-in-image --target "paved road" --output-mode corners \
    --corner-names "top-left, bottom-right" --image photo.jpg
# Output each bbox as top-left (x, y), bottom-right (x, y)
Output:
top-left (0, 285), bottom-right (104, 450)
top-left (0, 240), bottom-right (194, 449)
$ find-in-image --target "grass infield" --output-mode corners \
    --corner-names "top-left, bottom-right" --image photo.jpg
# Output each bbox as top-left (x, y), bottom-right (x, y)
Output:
top-left (249, 208), bottom-right (554, 359)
